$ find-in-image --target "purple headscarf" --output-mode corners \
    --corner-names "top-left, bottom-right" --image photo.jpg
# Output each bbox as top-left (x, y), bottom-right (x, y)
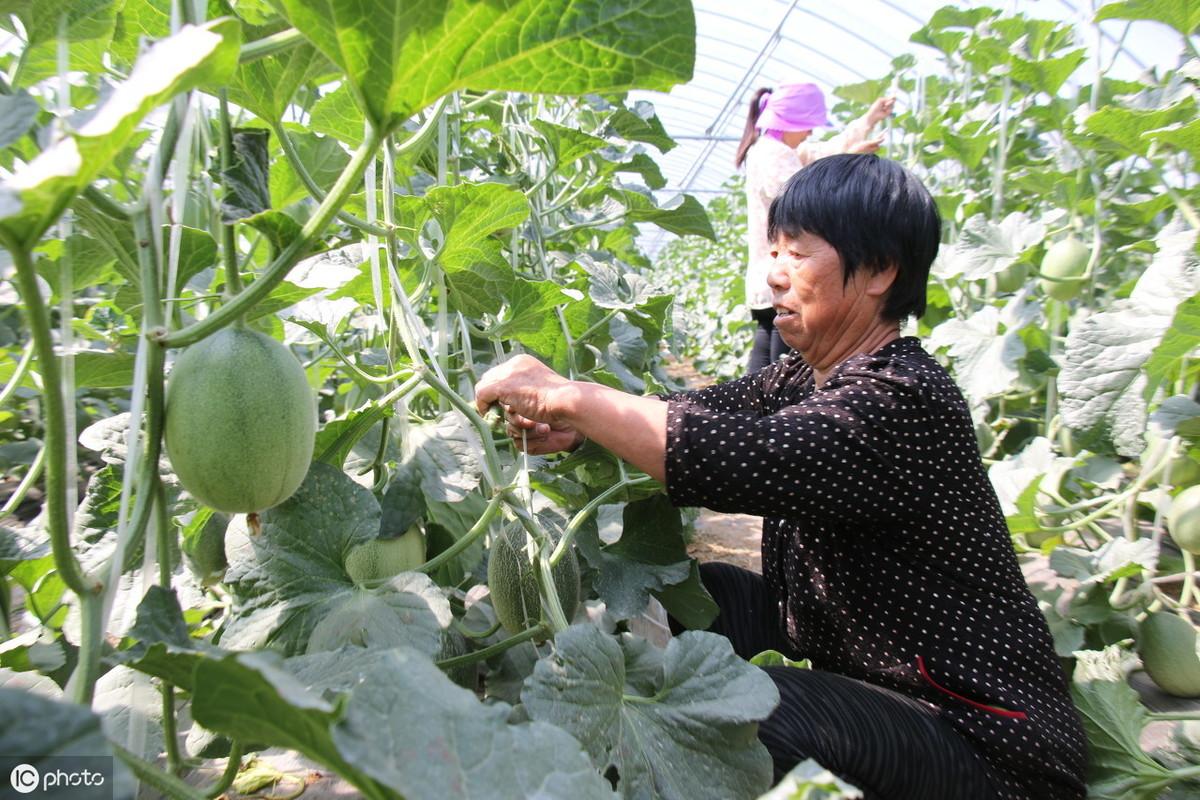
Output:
top-left (757, 83), bottom-right (831, 140)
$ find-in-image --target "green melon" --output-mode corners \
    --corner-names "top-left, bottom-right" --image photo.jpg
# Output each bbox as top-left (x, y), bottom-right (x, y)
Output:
top-left (345, 525), bottom-right (427, 585)
top-left (1168, 485), bottom-right (1200, 555)
top-left (487, 525), bottom-right (579, 635)
top-left (1139, 611), bottom-right (1200, 698)
top-left (165, 327), bottom-right (316, 513)
top-left (1037, 237), bottom-right (1089, 301)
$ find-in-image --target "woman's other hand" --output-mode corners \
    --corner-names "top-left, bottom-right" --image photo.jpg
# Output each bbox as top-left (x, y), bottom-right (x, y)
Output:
top-left (474, 355), bottom-right (583, 454)
top-left (866, 96), bottom-right (895, 126)
top-left (848, 135), bottom-right (885, 154)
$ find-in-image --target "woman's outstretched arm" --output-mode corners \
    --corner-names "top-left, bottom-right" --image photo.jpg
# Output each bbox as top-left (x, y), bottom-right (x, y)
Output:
top-left (474, 355), bottom-right (669, 481)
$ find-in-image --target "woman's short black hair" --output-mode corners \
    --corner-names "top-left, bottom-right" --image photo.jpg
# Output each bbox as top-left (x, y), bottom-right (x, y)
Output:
top-left (766, 154), bottom-right (940, 321)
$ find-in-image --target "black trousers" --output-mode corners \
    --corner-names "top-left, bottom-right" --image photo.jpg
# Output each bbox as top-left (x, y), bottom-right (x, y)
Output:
top-left (748, 307), bottom-right (791, 373)
top-left (677, 562), bottom-right (1003, 800)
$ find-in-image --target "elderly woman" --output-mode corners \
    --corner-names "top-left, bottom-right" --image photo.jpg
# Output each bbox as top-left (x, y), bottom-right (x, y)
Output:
top-left (475, 155), bottom-right (1088, 800)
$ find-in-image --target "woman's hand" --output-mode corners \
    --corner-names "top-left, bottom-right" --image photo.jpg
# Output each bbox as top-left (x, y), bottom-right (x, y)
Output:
top-left (474, 355), bottom-right (583, 454)
top-left (848, 135), bottom-right (885, 154)
top-left (866, 96), bottom-right (895, 126)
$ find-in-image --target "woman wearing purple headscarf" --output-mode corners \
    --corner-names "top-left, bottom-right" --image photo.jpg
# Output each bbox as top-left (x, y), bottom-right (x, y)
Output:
top-left (736, 83), bottom-right (894, 372)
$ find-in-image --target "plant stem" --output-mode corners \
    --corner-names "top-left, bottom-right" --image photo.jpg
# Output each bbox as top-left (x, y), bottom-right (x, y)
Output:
top-left (204, 741), bottom-right (244, 799)
top-left (452, 618), bottom-right (502, 639)
top-left (1179, 550), bottom-right (1197, 608)
top-left (217, 91), bottom-right (243, 297)
top-left (238, 27), bottom-right (304, 64)
top-left (70, 592), bottom-right (103, 704)
top-left (154, 481), bottom-right (184, 774)
top-left (434, 623), bottom-right (550, 671)
top-left (0, 340), bottom-right (35, 407)
top-left (550, 475), bottom-right (652, 567)
top-left (0, 444), bottom-right (44, 519)
top-left (416, 490), bottom-right (505, 576)
top-left (111, 742), bottom-right (207, 800)
top-left (159, 123), bottom-right (387, 348)
top-left (1148, 711), bottom-right (1200, 722)
top-left (1, 241), bottom-right (100, 598)
top-left (271, 120), bottom-right (388, 236)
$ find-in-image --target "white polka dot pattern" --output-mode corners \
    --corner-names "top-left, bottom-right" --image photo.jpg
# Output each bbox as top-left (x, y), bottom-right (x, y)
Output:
top-left (663, 338), bottom-right (1087, 800)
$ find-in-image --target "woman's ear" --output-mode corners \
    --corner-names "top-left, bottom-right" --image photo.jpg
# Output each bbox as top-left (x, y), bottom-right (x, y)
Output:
top-left (865, 264), bottom-right (898, 297)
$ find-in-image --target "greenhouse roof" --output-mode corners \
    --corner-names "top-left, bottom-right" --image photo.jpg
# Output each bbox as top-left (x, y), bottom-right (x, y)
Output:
top-left (631, 0), bottom-right (1186, 257)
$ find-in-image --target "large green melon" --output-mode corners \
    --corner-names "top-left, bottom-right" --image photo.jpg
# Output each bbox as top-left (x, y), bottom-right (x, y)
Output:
top-left (165, 327), bottom-right (316, 513)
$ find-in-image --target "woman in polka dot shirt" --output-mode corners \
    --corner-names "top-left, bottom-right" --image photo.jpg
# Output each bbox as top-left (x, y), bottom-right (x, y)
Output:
top-left (475, 154), bottom-right (1088, 800)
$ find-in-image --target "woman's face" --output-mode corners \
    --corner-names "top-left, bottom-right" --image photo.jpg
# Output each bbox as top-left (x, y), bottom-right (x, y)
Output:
top-left (767, 232), bottom-right (893, 359)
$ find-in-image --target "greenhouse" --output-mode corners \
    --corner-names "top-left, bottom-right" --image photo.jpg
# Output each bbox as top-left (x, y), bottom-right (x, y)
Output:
top-left (0, 1), bottom-right (1198, 799)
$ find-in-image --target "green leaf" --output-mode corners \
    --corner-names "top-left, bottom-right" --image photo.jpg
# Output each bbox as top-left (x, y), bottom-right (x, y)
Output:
top-left (423, 182), bottom-right (530, 315)
top-left (0, 90), bottom-right (38, 150)
top-left (607, 102), bottom-right (677, 153)
top-left (491, 278), bottom-right (573, 337)
top-left (576, 495), bottom-right (692, 620)
top-left (228, 37), bottom-right (329, 123)
top-left (9, 0), bottom-right (117, 87)
top-left (0, 18), bottom-right (243, 249)
top-left (749, 650), bottom-right (811, 669)
top-left (1145, 293), bottom-right (1200, 398)
top-left (242, 208), bottom-right (307, 254)
top-left (218, 128), bottom-right (272, 222)
top-left (395, 413), bottom-right (483, 503)
top-left (1071, 647), bottom-right (1175, 788)
top-left (163, 224), bottom-right (219, 290)
top-left (1143, 116), bottom-right (1200, 163)
top-left (652, 559), bottom-right (718, 630)
top-left (0, 686), bottom-right (132, 794)
top-left (1084, 97), bottom-right (1197, 157)
top-left (615, 188), bottom-right (715, 240)
top-left (523, 626), bottom-right (778, 799)
top-left (191, 650), bottom-right (382, 794)
top-left (314, 400), bottom-right (392, 469)
top-left (305, 572), bottom-right (452, 655)
top-left (615, 152), bottom-right (667, 190)
top-left (1009, 49), bottom-right (1085, 96)
top-left (308, 83), bottom-right (364, 147)
top-left (1094, 0), bottom-right (1200, 36)
top-left (221, 463), bottom-right (385, 653)
top-left (271, 129), bottom-right (351, 208)
top-left (330, 647), bottom-right (616, 799)
top-left (244, 279), bottom-right (322, 321)
top-left (1060, 221), bottom-right (1199, 455)
top-left (530, 119), bottom-right (606, 167)
top-left (276, 0), bottom-right (696, 131)
top-left (73, 351), bottom-right (137, 390)
top-left (939, 212), bottom-right (1045, 280)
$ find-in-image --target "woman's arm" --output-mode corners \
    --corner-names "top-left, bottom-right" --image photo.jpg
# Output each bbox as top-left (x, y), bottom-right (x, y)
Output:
top-left (797, 96), bottom-right (894, 165)
top-left (474, 355), bottom-right (669, 480)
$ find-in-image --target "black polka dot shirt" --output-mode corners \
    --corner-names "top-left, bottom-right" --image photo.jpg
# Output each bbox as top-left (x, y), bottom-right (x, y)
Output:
top-left (663, 337), bottom-right (1088, 800)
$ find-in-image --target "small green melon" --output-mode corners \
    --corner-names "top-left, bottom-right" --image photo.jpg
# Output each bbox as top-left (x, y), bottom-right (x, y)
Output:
top-left (1168, 485), bottom-right (1200, 555)
top-left (1038, 237), bottom-right (1089, 301)
top-left (345, 525), bottom-right (427, 585)
top-left (487, 525), bottom-right (579, 635)
top-left (1139, 611), bottom-right (1200, 698)
top-left (165, 327), bottom-right (316, 513)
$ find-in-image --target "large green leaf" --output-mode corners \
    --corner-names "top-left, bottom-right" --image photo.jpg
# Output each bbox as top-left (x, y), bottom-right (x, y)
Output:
top-left (6, 0), bottom-right (117, 87)
top-left (271, 128), bottom-right (351, 208)
top-left (1083, 97), bottom-right (1197, 157)
top-left (395, 412), bottom-right (483, 504)
top-left (606, 102), bottom-right (677, 153)
top-left (576, 495), bottom-right (693, 620)
top-left (221, 462), bottom-right (449, 655)
top-left (531, 119), bottom-right (607, 168)
top-left (330, 647), bottom-right (617, 799)
top-left (523, 625), bottom-right (778, 800)
top-left (1145, 292), bottom-right (1200, 398)
top-left (227, 36), bottom-right (329, 123)
top-left (1060, 220), bottom-right (1199, 455)
top-left (276, 0), bottom-right (695, 132)
top-left (217, 128), bottom-right (272, 222)
top-left (0, 687), bottom-right (133, 798)
top-left (613, 187), bottom-right (715, 240)
top-left (0, 90), bottom-right (39, 150)
top-left (191, 650), bottom-right (384, 795)
top-left (939, 212), bottom-right (1045, 280)
top-left (1071, 647), bottom-right (1175, 790)
top-left (0, 18), bottom-right (242, 250)
top-left (1094, 0), bottom-right (1200, 36)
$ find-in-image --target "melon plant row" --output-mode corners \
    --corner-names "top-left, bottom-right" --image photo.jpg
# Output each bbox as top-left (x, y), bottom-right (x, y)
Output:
top-left (0, 1), bottom-right (797, 798)
top-left (662, 3), bottom-right (1200, 797)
